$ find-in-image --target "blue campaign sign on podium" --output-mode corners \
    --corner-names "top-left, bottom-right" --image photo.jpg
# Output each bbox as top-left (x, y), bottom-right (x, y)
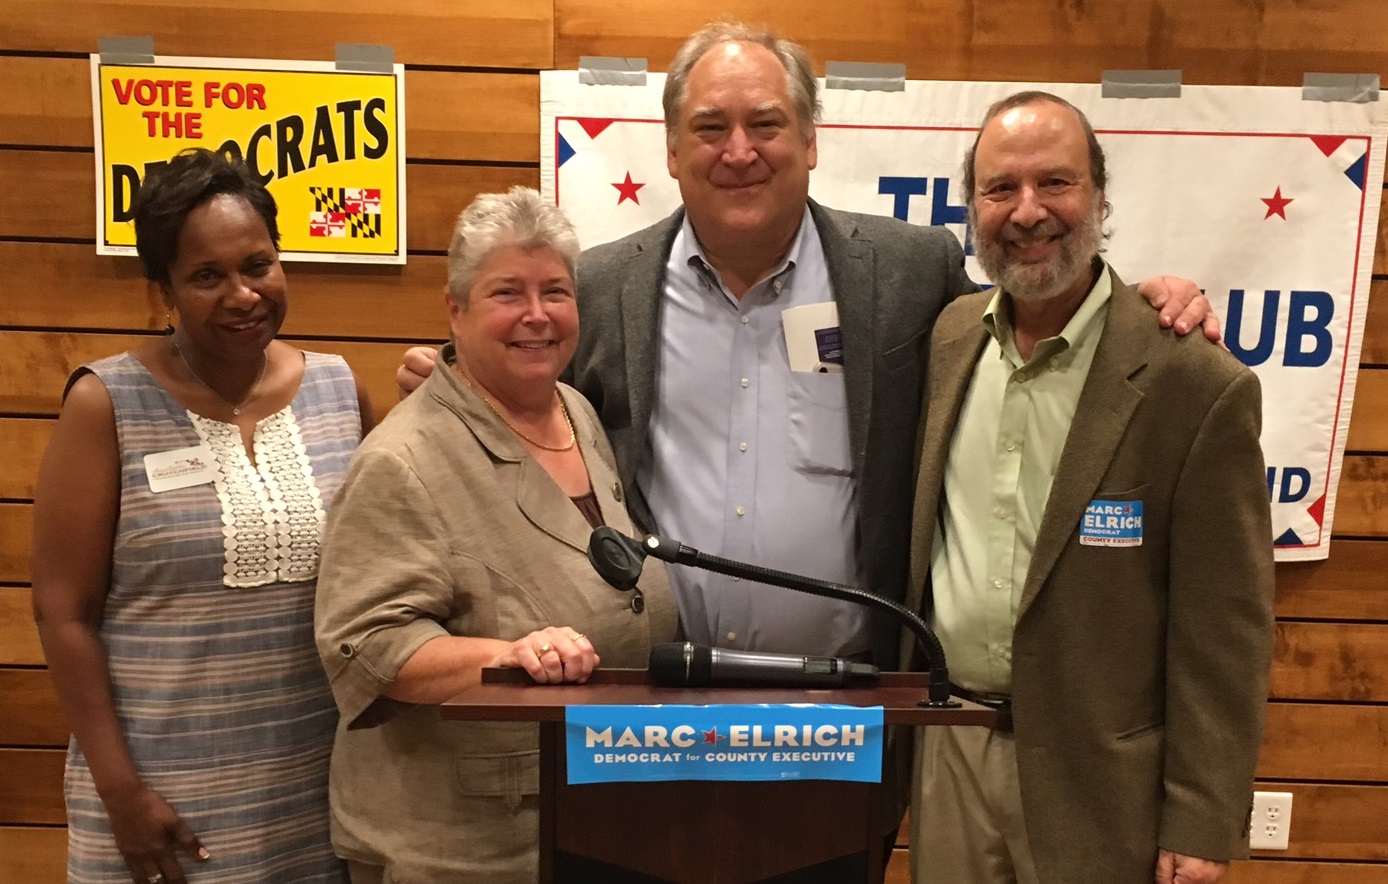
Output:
top-left (564, 704), bottom-right (885, 785)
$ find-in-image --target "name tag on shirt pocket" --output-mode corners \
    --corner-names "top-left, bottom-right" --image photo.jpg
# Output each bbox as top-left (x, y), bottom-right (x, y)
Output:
top-left (787, 372), bottom-right (852, 475)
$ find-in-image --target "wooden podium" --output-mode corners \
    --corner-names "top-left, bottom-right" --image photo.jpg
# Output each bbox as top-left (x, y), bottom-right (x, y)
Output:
top-left (441, 669), bottom-right (996, 884)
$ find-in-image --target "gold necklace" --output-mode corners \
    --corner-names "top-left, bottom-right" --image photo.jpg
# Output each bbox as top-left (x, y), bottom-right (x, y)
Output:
top-left (172, 340), bottom-right (267, 416)
top-left (458, 369), bottom-right (576, 452)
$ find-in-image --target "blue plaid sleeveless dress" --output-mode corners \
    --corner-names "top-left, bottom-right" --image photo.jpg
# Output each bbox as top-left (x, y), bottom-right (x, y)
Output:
top-left (64, 351), bottom-right (361, 883)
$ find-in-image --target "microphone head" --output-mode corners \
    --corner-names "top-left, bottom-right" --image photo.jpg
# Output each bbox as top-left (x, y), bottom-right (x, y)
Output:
top-left (587, 527), bottom-right (645, 591)
top-left (648, 642), bottom-right (713, 687)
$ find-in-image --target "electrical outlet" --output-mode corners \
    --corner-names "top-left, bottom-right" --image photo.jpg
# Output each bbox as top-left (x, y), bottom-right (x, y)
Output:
top-left (1248, 790), bottom-right (1293, 850)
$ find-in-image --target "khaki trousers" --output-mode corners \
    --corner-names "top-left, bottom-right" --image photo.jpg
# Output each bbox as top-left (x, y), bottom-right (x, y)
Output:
top-left (911, 725), bottom-right (1040, 884)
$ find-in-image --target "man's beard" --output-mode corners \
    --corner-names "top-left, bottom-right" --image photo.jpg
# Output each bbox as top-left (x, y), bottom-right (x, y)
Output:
top-left (972, 200), bottom-right (1104, 303)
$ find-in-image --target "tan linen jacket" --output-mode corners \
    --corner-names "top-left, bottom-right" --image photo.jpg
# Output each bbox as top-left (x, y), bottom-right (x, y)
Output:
top-left (315, 347), bottom-right (676, 883)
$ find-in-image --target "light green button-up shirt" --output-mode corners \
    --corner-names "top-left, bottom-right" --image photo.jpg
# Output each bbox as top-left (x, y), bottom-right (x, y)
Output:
top-left (930, 265), bottom-right (1113, 694)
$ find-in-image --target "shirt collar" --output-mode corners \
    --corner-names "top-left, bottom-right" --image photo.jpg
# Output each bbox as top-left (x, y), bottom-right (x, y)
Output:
top-left (671, 205), bottom-right (817, 301)
top-left (982, 258), bottom-right (1113, 366)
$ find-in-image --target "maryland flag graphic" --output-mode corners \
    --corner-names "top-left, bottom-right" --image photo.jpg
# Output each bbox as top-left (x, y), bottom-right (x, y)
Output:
top-left (308, 187), bottom-right (382, 238)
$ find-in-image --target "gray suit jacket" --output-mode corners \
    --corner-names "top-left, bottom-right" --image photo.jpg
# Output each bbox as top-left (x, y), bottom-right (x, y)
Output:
top-left (570, 199), bottom-right (971, 664)
top-left (905, 271), bottom-right (1275, 882)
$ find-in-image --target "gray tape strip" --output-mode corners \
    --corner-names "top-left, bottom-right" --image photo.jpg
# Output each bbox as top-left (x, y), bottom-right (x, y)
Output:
top-left (1303, 73), bottom-right (1379, 103)
top-left (1101, 69), bottom-right (1182, 99)
top-left (579, 56), bottom-right (647, 86)
top-left (98, 36), bottom-right (155, 65)
top-left (825, 61), bottom-right (906, 92)
top-left (336, 43), bottom-right (394, 73)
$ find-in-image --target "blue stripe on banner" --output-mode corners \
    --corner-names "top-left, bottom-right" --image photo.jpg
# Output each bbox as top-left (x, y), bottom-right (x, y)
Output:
top-left (564, 704), bottom-right (884, 784)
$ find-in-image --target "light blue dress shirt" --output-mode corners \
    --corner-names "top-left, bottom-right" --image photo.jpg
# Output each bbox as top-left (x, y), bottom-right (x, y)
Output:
top-left (637, 208), bottom-right (872, 657)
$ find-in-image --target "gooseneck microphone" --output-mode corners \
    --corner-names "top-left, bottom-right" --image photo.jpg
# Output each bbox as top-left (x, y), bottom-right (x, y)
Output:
top-left (648, 642), bottom-right (880, 689)
top-left (587, 527), bottom-right (959, 707)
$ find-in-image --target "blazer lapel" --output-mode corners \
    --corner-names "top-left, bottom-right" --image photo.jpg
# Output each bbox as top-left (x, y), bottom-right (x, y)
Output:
top-left (619, 211), bottom-right (682, 477)
top-left (513, 388), bottom-right (607, 554)
top-left (1020, 271), bottom-right (1151, 617)
top-left (906, 300), bottom-right (990, 621)
top-left (813, 201), bottom-right (876, 474)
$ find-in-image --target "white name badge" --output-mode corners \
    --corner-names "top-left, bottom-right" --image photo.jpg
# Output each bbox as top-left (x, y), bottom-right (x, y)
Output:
top-left (144, 445), bottom-right (217, 493)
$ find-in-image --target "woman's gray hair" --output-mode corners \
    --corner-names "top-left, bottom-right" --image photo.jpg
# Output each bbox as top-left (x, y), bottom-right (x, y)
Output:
top-left (446, 186), bottom-right (580, 306)
top-left (662, 21), bottom-right (821, 146)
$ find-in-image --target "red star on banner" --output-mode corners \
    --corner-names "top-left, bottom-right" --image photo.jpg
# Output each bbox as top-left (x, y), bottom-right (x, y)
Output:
top-left (1262, 187), bottom-right (1293, 220)
top-left (613, 172), bottom-right (646, 205)
top-left (701, 727), bottom-right (722, 745)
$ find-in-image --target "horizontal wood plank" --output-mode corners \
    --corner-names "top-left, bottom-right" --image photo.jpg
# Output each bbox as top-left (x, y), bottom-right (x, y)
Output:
top-left (0, 748), bottom-right (66, 825)
top-left (1258, 703), bottom-right (1388, 783)
top-left (1333, 456), bottom-right (1388, 537)
top-left (1272, 622), bottom-right (1388, 702)
top-left (0, 826), bottom-right (66, 882)
top-left (0, 57), bottom-right (539, 164)
top-left (1275, 540), bottom-right (1388, 621)
top-left (1224, 861), bottom-right (1388, 884)
top-left (0, 587), bottom-right (45, 667)
top-left (0, 0), bottom-right (554, 68)
top-left (0, 148), bottom-right (537, 254)
top-left (0, 330), bottom-right (420, 419)
top-left (1347, 370), bottom-right (1388, 452)
top-left (0, 504), bottom-right (32, 586)
top-left (1, 241), bottom-right (451, 341)
top-left (0, 669), bottom-right (66, 747)
top-left (0, 418), bottom-right (50, 500)
top-left (1251, 782), bottom-right (1388, 861)
top-left (1365, 279), bottom-right (1388, 366)
top-left (555, 0), bottom-right (1388, 84)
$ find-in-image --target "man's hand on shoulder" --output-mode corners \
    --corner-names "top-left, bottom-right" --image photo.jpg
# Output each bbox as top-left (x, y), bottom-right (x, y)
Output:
top-left (1155, 849), bottom-right (1228, 884)
top-left (396, 346), bottom-right (439, 400)
top-left (1137, 276), bottom-right (1223, 343)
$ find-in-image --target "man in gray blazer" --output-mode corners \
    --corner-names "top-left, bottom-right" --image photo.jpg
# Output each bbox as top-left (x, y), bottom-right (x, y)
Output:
top-left (903, 91), bottom-right (1274, 884)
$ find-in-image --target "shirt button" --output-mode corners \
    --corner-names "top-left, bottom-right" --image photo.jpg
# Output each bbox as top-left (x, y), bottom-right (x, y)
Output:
top-left (1004, 442), bottom-right (1016, 452)
top-left (994, 506), bottom-right (1008, 519)
top-left (735, 506), bottom-right (746, 517)
top-left (339, 643), bottom-right (356, 658)
top-left (727, 632), bottom-right (737, 641)
top-left (740, 316), bottom-right (750, 324)
top-left (630, 593), bottom-right (645, 614)
top-left (612, 482), bottom-right (623, 502)
top-left (739, 442), bottom-right (748, 452)
top-left (740, 378), bottom-right (749, 388)
top-left (773, 280), bottom-right (783, 293)
top-left (992, 578), bottom-right (1004, 589)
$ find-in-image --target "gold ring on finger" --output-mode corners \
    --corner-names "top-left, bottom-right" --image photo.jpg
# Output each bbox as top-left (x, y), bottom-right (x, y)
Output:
top-left (537, 643), bottom-right (553, 655)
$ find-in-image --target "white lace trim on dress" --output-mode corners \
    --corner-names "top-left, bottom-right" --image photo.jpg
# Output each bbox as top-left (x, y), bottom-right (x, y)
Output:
top-left (188, 408), bottom-right (326, 588)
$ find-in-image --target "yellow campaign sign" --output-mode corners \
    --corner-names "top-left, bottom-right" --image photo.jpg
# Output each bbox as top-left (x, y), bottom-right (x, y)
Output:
top-left (92, 55), bottom-right (406, 264)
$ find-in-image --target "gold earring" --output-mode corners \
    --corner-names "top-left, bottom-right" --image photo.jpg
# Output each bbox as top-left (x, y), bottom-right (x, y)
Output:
top-left (164, 311), bottom-right (174, 335)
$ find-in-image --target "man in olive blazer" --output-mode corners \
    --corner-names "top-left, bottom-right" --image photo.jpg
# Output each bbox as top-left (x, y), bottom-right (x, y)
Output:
top-left (903, 91), bottom-right (1275, 884)
top-left (571, 198), bottom-right (969, 665)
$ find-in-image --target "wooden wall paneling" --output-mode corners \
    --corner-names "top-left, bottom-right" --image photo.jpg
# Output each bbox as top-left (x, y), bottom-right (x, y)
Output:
top-left (0, 504), bottom-right (32, 585)
top-left (4, 242), bottom-right (451, 342)
top-left (0, 0), bottom-right (555, 69)
top-left (1271, 622), bottom-right (1388, 702)
top-left (2, 58), bottom-right (541, 165)
top-left (1251, 782), bottom-right (1388, 861)
top-left (406, 72), bottom-right (540, 163)
top-left (1365, 279), bottom-right (1388, 366)
top-left (1258, 703), bottom-right (1388, 782)
top-left (1347, 369), bottom-right (1387, 451)
top-left (0, 419), bottom-right (51, 500)
top-left (0, 330), bottom-right (418, 422)
top-left (0, 148), bottom-right (537, 255)
top-left (0, 588), bottom-right (45, 668)
top-left (1225, 862), bottom-right (1388, 884)
top-left (1333, 456), bottom-right (1388, 537)
top-left (554, 0), bottom-right (975, 75)
top-left (1377, 187), bottom-right (1388, 277)
top-left (405, 162), bottom-right (540, 252)
top-left (0, 670), bottom-right (66, 747)
top-left (0, 748), bottom-right (66, 824)
top-left (0, 56), bottom-right (91, 148)
top-left (0, 827), bottom-right (66, 882)
top-left (1276, 540), bottom-right (1388, 621)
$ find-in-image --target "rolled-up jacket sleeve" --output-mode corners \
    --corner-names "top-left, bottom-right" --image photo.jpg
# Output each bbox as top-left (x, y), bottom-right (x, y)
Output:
top-left (315, 444), bottom-right (463, 728)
